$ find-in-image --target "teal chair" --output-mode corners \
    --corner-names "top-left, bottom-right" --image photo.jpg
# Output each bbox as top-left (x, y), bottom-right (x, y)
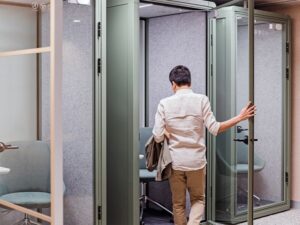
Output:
top-left (0, 141), bottom-right (54, 225)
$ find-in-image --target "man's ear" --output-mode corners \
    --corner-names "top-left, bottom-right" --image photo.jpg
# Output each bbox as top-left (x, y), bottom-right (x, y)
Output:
top-left (171, 82), bottom-right (177, 91)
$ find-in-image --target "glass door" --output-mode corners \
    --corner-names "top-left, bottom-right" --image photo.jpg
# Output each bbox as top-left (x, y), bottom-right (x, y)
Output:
top-left (208, 6), bottom-right (291, 224)
top-left (236, 16), bottom-right (287, 212)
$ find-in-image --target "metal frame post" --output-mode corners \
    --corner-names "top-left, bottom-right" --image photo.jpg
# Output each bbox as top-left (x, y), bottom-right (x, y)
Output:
top-left (248, 0), bottom-right (255, 224)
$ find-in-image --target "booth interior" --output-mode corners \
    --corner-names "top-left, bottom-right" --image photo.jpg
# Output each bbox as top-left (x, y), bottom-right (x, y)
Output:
top-left (138, 1), bottom-right (288, 225)
top-left (138, 2), bottom-right (207, 224)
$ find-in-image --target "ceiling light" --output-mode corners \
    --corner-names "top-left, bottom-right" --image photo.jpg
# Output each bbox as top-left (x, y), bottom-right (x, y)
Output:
top-left (73, 19), bottom-right (81, 23)
top-left (68, 0), bottom-right (90, 5)
top-left (139, 4), bottom-right (153, 8)
top-left (77, 0), bottom-right (90, 4)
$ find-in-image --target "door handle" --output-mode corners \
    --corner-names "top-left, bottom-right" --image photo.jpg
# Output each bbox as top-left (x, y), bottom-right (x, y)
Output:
top-left (0, 142), bottom-right (19, 153)
top-left (237, 125), bottom-right (248, 133)
top-left (233, 135), bottom-right (258, 145)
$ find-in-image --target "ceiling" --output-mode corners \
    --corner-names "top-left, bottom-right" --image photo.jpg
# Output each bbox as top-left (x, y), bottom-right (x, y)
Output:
top-left (139, 3), bottom-right (195, 18)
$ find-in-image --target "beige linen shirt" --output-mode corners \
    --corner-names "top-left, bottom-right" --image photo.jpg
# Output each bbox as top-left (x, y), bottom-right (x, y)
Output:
top-left (153, 89), bottom-right (220, 171)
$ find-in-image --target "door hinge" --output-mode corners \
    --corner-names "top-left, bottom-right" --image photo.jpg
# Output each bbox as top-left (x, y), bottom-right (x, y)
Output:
top-left (210, 186), bottom-right (213, 198)
top-left (210, 34), bottom-right (213, 46)
top-left (97, 58), bottom-right (102, 75)
top-left (98, 22), bottom-right (101, 38)
top-left (98, 205), bottom-right (102, 220)
top-left (210, 64), bottom-right (213, 76)
top-left (286, 43), bottom-right (289, 53)
top-left (285, 172), bottom-right (289, 183)
top-left (286, 68), bottom-right (289, 79)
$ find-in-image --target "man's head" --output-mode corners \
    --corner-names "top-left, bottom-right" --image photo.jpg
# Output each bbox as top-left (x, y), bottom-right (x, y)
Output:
top-left (169, 65), bottom-right (191, 92)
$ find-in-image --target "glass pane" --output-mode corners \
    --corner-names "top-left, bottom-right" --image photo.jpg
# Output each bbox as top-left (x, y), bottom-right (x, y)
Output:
top-left (0, 0), bottom-right (50, 52)
top-left (0, 53), bottom-right (51, 222)
top-left (253, 21), bottom-right (285, 208)
top-left (235, 16), bottom-right (250, 215)
top-left (236, 17), bottom-right (285, 215)
top-left (214, 18), bottom-right (238, 222)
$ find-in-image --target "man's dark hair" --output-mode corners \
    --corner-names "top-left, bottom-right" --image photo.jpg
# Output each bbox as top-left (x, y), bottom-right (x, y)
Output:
top-left (169, 65), bottom-right (191, 86)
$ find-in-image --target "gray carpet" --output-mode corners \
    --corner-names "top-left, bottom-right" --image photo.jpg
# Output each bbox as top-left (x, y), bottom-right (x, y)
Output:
top-left (142, 208), bottom-right (174, 225)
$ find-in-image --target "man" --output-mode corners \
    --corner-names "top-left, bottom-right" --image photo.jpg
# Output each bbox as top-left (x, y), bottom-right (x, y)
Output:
top-left (153, 65), bottom-right (256, 225)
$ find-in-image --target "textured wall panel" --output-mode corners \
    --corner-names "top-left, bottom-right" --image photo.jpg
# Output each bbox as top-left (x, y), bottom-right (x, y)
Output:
top-left (148, 12), bottom-right (207, 127)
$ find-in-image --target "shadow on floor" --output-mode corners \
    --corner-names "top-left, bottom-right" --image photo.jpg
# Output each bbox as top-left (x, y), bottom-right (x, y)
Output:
top-left (142, 208), bottom-right (174, 225)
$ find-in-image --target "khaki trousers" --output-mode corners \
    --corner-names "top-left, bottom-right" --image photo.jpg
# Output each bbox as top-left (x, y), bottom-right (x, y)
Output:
top-left (169, 167), bottom-right (206, 225)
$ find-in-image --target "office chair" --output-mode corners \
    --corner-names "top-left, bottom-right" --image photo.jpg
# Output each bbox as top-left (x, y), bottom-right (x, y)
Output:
top-left (0, 141), bottom-right (63, 225)
top-left (139, 127), bottom-right (173, 225)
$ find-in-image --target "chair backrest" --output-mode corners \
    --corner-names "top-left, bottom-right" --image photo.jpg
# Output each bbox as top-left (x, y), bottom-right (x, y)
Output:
top-left (139, 127), bottom-right (153, 169)
top-left (0, 141), bottom-right (50, 196)
top-left (236, 132), bottom-right (265, 168)
top-left (216, 131), bottom-right (265, 173)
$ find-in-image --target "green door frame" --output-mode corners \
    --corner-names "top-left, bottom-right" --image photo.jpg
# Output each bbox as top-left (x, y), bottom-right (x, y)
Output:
top-left (207, 6), bottom-right (292, 225)
top-left (95, 0), bottom-right (107, 224)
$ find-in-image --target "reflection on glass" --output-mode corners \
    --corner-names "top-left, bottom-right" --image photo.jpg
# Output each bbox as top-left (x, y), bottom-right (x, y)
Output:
top-left (0, 0), bottom-right (50, 52)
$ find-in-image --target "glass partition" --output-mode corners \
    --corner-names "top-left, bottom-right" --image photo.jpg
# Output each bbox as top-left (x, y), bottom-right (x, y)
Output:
top-left (0, 0), bottom-right (63, 224)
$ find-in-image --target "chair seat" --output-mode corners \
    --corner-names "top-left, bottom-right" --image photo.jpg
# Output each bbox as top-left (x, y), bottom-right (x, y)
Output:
top-left (0, 192), bottom-right (50, 208)
top-left (236, 164), bottom-right (264, 174)
top-left (140, 169), bottom-right (157, 181)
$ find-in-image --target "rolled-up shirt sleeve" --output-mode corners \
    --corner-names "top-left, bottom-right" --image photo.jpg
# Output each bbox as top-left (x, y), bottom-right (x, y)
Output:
top-left (153, 101), bottom-right (166, 143)
top-left (202, 96), bottom-right (220, 136)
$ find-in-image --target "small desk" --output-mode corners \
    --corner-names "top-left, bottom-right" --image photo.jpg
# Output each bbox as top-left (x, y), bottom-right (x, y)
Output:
top-left (0, 167), bottom-right (10, 175)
